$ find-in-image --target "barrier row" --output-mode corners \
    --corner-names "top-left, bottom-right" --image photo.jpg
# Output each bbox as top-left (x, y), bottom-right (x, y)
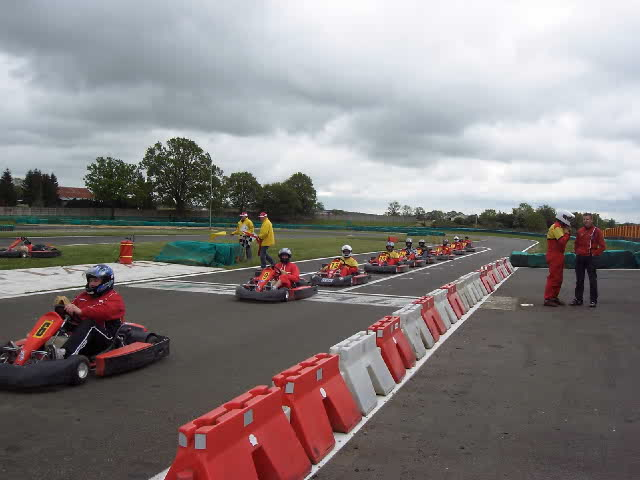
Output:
top-left (164, 257), bottom-right (516, 480)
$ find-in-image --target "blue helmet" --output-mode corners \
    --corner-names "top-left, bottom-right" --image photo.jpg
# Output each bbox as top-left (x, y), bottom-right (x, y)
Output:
top-left (85, 264), bottom-right (114, 296)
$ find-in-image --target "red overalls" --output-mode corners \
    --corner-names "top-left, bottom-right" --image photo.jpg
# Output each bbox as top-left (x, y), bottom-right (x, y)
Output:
top-left (544, 221), bottom-right (570, 300)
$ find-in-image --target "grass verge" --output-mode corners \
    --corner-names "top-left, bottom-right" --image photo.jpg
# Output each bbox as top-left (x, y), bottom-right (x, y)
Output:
top-left (0, 234), bottom-right (444, 271)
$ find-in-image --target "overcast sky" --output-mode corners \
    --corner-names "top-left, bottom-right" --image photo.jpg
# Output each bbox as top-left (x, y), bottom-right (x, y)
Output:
top-left (1, 1), bottom-right (638, 221)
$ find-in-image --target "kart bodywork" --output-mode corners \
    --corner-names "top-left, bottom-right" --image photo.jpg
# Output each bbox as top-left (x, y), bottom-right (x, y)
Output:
top-left (310, 258), bottom-right (371, 286)
top-left (236, 266), bottom-right (317, 302)
top-left (364, 252), bottom-right (410, 273)
top-left (0, 237), bottom-right (61, 258)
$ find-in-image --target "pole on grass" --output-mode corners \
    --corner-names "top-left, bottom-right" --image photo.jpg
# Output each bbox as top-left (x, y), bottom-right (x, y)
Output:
top-left (209, 160), bottom-right (213, 230)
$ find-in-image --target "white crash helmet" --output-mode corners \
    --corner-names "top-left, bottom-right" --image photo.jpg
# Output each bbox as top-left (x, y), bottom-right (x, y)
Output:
top-left (386, 241), bottom-right (395, 250)
top-left (454, 236), bottom-right (460, 242)
top-left (341, 244), bottom-right (352, 257)
top-left (278, 247), bottom-right (292, 259)
top-left (555, 209), bottom-right (575, 226)
top-left (405, 238), bottom-right (413, 245)
top-left (418, 239), bottom-right (426, 246)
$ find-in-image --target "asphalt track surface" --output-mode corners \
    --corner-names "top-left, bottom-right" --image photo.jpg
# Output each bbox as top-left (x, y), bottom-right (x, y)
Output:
top-left (1, 236), bottom-right (533, 480)
top-left (318, 268), bottom-right (640, 480)
top-left (5, 229), bottom-right (391, 246)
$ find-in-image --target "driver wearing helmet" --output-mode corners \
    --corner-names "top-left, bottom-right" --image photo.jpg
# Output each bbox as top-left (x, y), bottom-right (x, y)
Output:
top-left (384, 241), bottom-right (401, 259)
top-left (273, 248), bottom-right (301, 289)
top-left (544, 209), bottom-right (574, 307)
top-left (61, 264), bottom-right (125, 358)
top-left (416, 239), bottom-right (428, 255)
top-left (402, 238), bottom-right (416, 255)
top-left (339, 244), bottom-right (359, 274)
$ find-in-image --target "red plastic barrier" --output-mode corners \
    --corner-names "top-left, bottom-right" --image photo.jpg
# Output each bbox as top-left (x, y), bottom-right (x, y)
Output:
top-left (486, 265), bottom-right (501, 285)
top-left (501, 258), bottom-right (514, 274)
top-left (478, 269), bottom-right (494, 293)
top-left (166, 386), bottom-right (310, 480)
top-left (368, 316), bottom-right (416, 383)
top-left (441, 283), bottom-right (466, 319)
top-left (414, 296), bottom-right (445, 338)
top-left (272, 353), bottom-right (362, 464)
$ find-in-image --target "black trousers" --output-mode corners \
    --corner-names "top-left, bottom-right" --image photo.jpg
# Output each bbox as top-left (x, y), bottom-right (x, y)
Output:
top-left (63, 319), bottom-right (122, 358)
top-left (575, 255), bottom-right (598, 303)
top-left (259, 246), bottom-right (274, 268)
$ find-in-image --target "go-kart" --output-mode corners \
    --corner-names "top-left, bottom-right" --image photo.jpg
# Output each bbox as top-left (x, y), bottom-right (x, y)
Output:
top-left (0, 237), bottom-right (61, 258)
top-left (364, 252), bottom-right (410, 274)
top-left (236, 265), bottom-right (318, 302)
top-left (397, 249), bottom-right (427, 268)
top-left (416, 247), bottom-right (436, 264)
top-left (433, 247), bottom-right (454, 261)
top-left (452, 242), bottom-right (468, 255)
top-left (0, 299), bottom-right (169, 390)
top-left (310, 258), bottom-right (371, 287)
top-left (464, 241), bottom-right (476, 252)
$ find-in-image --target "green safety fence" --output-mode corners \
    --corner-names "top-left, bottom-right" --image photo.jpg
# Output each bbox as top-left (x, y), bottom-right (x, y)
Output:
top-left (0, 224), bottom-right (15, 231)
top-left (154, 241), bottom-right (242, 267)
top-left (510, 250), bottom-right (639, 269)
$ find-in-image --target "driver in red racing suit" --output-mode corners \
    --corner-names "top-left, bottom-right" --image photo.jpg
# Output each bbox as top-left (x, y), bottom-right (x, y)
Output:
top-left (544, 210), bottom-right (574, 306)
top-left (273, 248), bottom-right (301, 289)
top-left (62, 264), bottom-right (125, 358)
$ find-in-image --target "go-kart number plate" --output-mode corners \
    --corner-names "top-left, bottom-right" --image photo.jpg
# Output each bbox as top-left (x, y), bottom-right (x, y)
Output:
top-left (379, 254), bottom-right (389, 262)
top-left (329, 260), bottom-right (341, 270)
top-left (34, 321), bottom-right (53, 338)
top-left (261, 271), bottom-right (270, 281)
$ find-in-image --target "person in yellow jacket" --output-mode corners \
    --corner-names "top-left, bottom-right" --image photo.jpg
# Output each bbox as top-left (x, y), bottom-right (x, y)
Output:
top-left (231, 212), bottom-right (255, 260)
top-left (257, 211), bottom-right (275, 268)
top-left (323, 244), bottom-right (359, 274)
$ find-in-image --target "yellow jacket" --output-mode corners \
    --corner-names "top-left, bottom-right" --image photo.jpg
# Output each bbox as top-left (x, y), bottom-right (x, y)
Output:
top-left (258, 218), bottom-right (275, 246)
top-left (341, 256), bottom-right (359, 268)
top-left (232, 218), bottom-right (254, 236)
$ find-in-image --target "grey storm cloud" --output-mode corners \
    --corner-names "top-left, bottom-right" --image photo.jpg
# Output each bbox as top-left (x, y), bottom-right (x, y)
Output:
top-left (0, 1), bottom-right (639, 221)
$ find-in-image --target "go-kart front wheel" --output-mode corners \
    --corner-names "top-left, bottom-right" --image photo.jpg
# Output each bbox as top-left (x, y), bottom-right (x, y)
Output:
top-left (69, 355), bottom-right (90, 386)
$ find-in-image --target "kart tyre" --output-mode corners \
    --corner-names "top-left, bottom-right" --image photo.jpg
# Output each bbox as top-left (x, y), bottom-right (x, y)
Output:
top-left (20, 251), bottom-right (28, 258)
top-left (145, 334), bottom-right (160, 344)
top-left (283, 290), bottom-right (290, 302)
top-left (69, 355), bottom-right (90, 386)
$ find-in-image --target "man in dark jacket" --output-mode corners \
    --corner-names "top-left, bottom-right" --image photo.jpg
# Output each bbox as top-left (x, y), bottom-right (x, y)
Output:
top-left (570, 213), bottom-right (606, 308)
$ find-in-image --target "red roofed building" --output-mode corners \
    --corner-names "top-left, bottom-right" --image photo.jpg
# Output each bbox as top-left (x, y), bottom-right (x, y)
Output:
top-left (57, 187), bottom-right (94, 205)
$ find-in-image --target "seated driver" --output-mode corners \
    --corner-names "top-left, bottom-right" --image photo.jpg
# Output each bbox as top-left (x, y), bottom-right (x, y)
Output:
top-left (273, 248), bottom-right (301, 289)
top-left (442, 239), bottom-right (451, 253)
top-left (417, 239), bottom-right (428, 255)
top-left (61, 264), bottom-right (125, 358)
top-left (339, 244), bottom-right (359, 274)
top-left (381, 241), bottom-right (401, 263)
top-left (403, 238), bottom-right (416, 255)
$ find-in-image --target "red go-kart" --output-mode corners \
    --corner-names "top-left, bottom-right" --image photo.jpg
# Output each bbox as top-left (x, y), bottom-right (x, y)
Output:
top-left (236, 265), bottom-right (318, 302)
top-left (416, 247), bottom-right (436, 264)
top-left (0, 237), bottom-right (61, 258)
top-left (0, 300), bottom-right (169, 390)
top-left (364, 252), bottom-right (410, 274)
top-left (464, 240), bottom-right (476, 252)
top-left (434, 246), bottom-right (455, 261)
top-left (452, 241), bottom-right (468, 255)
top-left (397, 249), bottom-right (427, 267)
top-left (310, 258), bottom-right (371, 286)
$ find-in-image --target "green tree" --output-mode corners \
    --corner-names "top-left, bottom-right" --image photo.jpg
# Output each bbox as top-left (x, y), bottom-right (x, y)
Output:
top-left (22, 169), bottom-right (44, 207)
top-left (141, 138), bottom-right (224, 214)
top-left (84, 157), bottom-right (137, 207)
top-left (42, 173), bottom-right (60, 207)
top-left (479, 209), bottom-right (497, 226)
top-left (414, 207), bottom-right (426, 219)
top-left (425, 210), bottom-right (445, 222)
top-left (401, 205), bottom-right (413, 216)
top-left (314, 201), bottom-right (325, 212)
top-left (386, 201), bottom-right (401, 216)
top-left (131, 167), bottom-right (156, 209)
top-left (495, 211), bottom-right (514, 228)
top-left (224, 172), bottom-right (262, 211)
top-left (259, 182), bottom-right (301, 220)
top-left (0, 169), bottom-right (18, 206)
top-left (512, 203), bottom-right (534, 229)
top-left (535, 204), bottom-right (556, 227)
top-left (284, 172), bottom-right (317, 217)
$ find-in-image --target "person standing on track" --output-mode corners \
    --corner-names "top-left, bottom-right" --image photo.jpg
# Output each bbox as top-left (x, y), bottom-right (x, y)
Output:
top-left (231, 212), bottom-right (255, 260)
top-left (544, 209), bottom-right (574, 307)
top-left (257, 211), bottom-right (275, 268)
top-left (570, 213), bottom-right (606, 308)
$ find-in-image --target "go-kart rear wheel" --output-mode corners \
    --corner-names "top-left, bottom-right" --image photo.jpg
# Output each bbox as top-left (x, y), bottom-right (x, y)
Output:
top-left (20, 251), bottom-right (28, 258)
top-left (69, 355), bottom-right (90, 386)
top-left (145, 334), bottom-right (159, 344)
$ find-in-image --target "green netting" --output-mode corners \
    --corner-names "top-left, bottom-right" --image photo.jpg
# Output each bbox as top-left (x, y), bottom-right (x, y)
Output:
top-left (510, 250), bottom-right (638, 269)
top-left (0, 224), bottom-right (15, 231)
top-left (605, 239), bottom-right (640, 252)
top-left (154, 241), bottom-right (242, 267)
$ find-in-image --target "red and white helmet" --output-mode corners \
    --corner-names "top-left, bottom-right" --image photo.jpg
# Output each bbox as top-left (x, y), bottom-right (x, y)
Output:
top-left (259, 212), bottom-right (268, 218)
top-left (239, 212), bottom-right (248, 217)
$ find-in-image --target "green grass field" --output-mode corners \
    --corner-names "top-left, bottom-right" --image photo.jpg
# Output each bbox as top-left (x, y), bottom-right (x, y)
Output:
top-left (0, 234), bottom-right (446, 271)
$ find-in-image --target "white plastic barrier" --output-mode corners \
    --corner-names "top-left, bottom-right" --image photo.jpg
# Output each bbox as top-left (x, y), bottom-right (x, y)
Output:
top-left (454, 277), bottom-right (473, 310)
top-left (492, 263), bottom-right (505, 282)
top-left (505, 257), bottom-right (515, 273)
top-left (394, 304), bottom-right (434, 359)
top-left (469, 271), bottom-right (486, 299)
top-left (499, 260), bottom-right (510, 278)
top-left (330, 331), bottom-right (396, 415)
top-left (461, 274), bottom-right (480, 305)
top-left (428, 289), bottom-right (456, 326)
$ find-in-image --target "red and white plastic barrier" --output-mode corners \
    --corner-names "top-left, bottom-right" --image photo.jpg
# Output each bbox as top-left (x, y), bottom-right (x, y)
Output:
top-left (368, 316), bottom-right (416, 383)
top-left (272, 354), bottom-right (362, 464)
